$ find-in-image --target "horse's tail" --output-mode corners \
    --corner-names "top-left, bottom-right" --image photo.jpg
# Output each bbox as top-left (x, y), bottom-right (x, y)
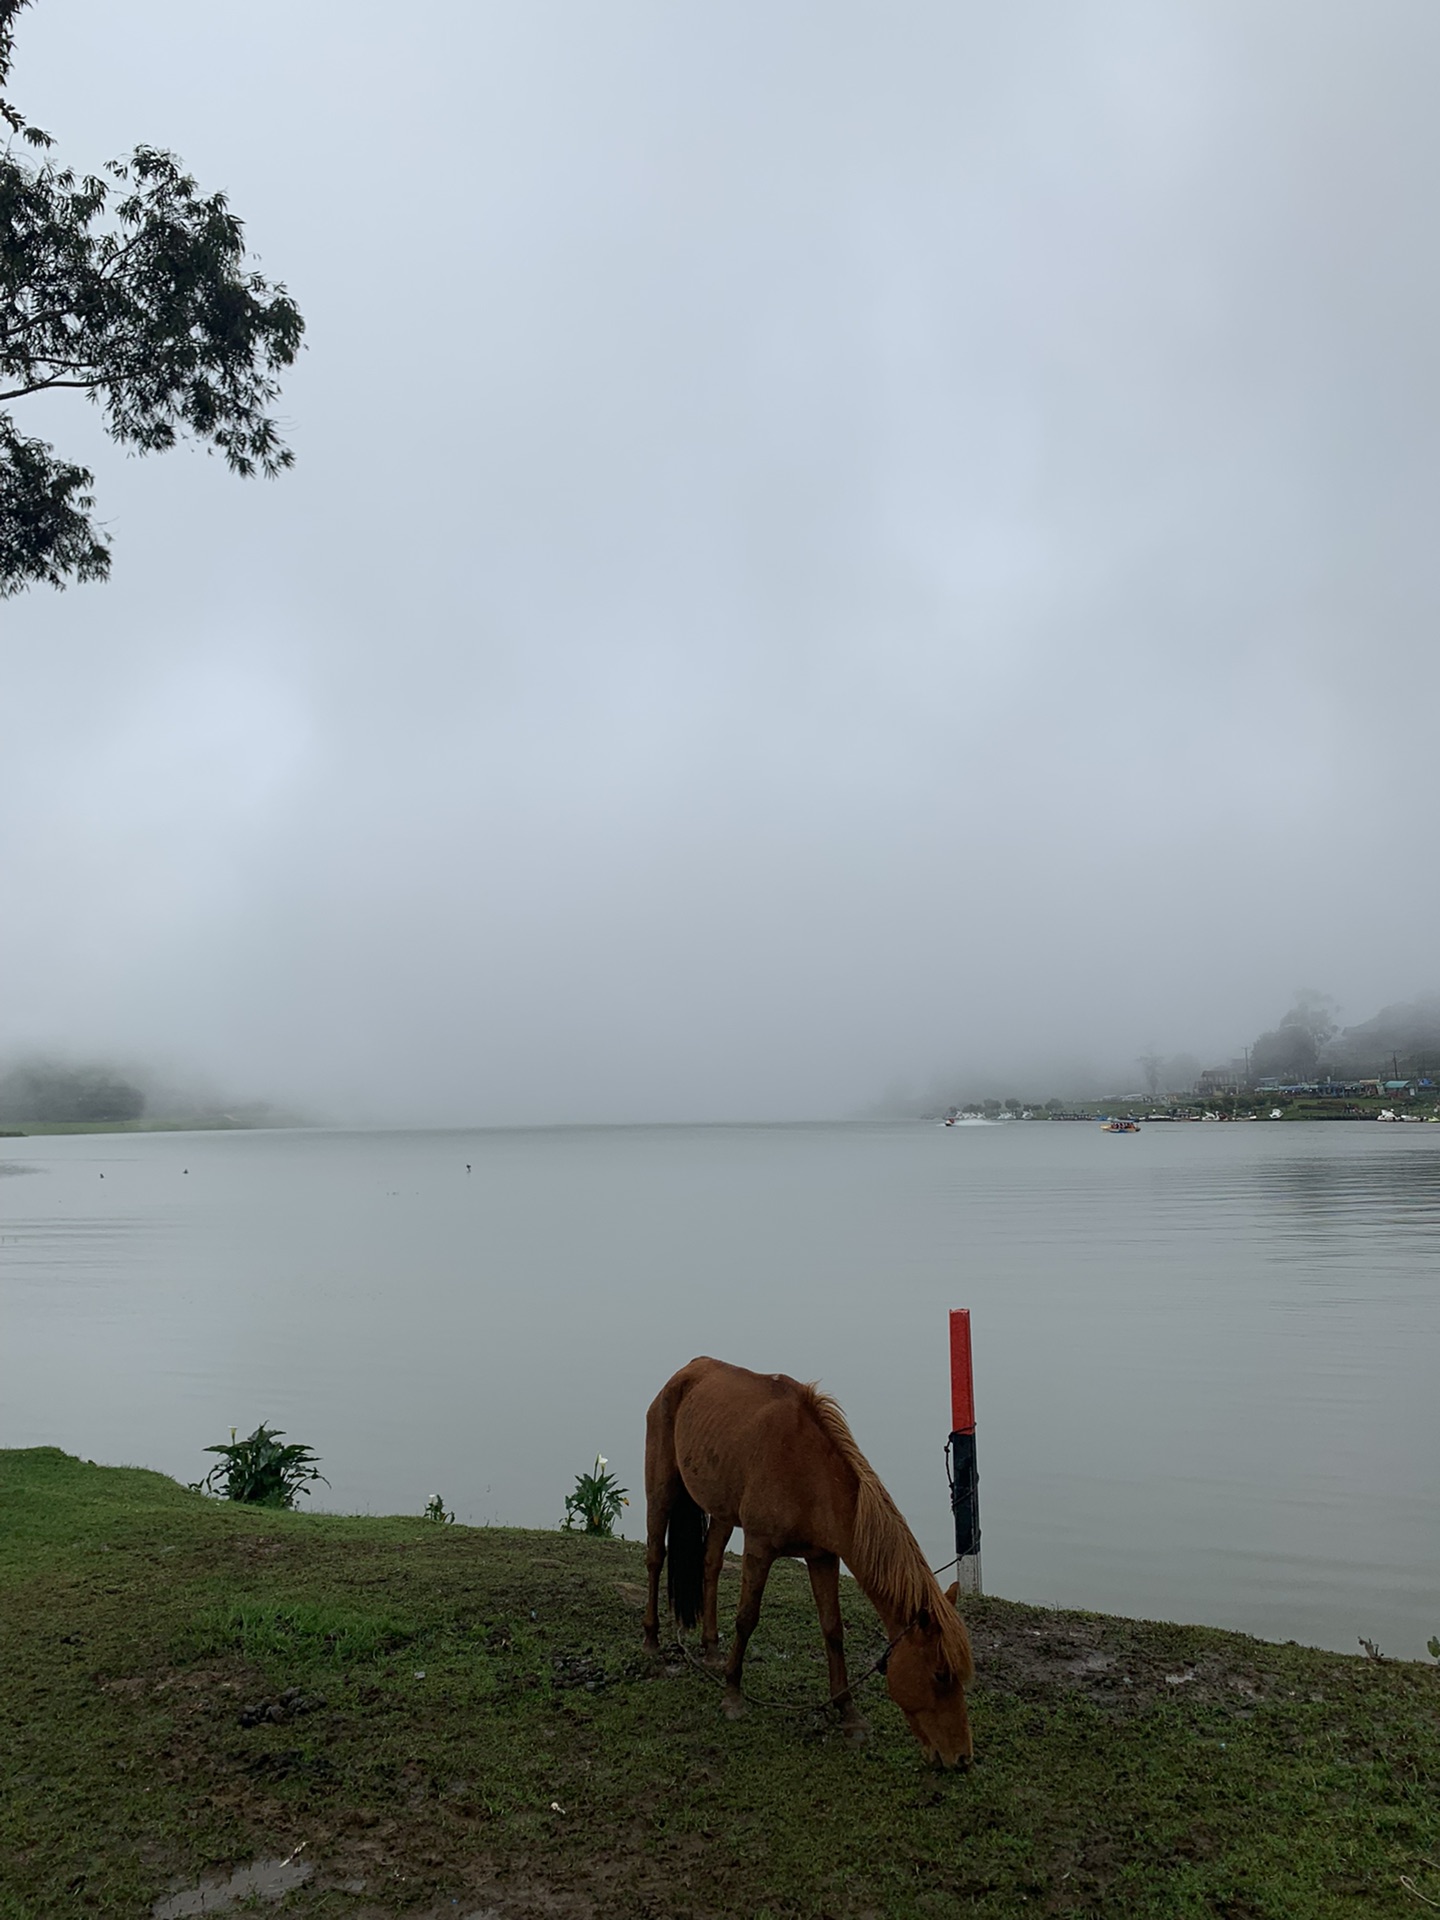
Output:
top-left (665, 1482), bottom-right (708, 1629)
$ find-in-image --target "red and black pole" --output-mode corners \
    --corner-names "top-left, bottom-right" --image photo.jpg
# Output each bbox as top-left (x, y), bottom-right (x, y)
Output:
top-left (947, 1308), bottom-right (982, 1593)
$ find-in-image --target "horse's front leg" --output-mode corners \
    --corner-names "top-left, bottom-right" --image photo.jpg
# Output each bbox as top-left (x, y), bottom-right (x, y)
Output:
top-left (807, 1551), bottom-right (867, 1738)
top-left (700, 1517), bottom-right (734, 1666)
top-left (723, 1538), bottom-right (776, 1719)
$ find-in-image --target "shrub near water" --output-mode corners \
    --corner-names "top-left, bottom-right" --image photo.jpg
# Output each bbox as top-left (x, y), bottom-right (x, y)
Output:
top-left (193, 1424), bottom-right (327, 1508)
top-left (562, 1453), bottom-right (628, 1536)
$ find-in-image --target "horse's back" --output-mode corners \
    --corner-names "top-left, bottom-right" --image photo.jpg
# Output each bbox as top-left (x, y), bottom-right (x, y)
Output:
top-left (651, 1357), bottom-right (807, 1438)
top-left (654, 1358), bottom-right (844, 1544)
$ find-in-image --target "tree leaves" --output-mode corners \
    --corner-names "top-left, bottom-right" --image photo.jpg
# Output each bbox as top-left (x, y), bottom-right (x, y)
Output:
top-left (0, 8), bottom-right (304, 593)
top-left (0, 418), bottom-right (109, 594)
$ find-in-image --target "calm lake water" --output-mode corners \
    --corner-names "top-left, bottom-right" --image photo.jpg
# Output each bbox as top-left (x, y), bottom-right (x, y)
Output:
top-left (3, 1120), bottom-right (1437, 1658)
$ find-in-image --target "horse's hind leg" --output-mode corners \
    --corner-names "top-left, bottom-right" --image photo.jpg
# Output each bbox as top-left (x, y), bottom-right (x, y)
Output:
top-left (643, 1389), bottom-right (682, 1653)
top-left (807, 1551), bottom-right (867, 1739)
top-left (723, 1538), bottom-right (776, 1719)
top-left (642, 1480), bottom-right (670, 1655)
top-left (700, 1516), bottom-right (734, 1665)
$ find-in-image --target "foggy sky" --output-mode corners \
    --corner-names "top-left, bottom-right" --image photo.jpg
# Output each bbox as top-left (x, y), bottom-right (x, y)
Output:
top-left (4, 1), bottom-right (1440, 1122)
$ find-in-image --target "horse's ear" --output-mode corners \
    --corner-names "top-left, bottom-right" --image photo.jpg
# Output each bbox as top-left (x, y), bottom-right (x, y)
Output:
top-left (943, 1581), bottom-right (959, 1609)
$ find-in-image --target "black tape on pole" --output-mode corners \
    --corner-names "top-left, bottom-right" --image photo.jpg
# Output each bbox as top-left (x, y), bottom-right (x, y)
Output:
top-left (948, 1429), bottom-right (980, 1560)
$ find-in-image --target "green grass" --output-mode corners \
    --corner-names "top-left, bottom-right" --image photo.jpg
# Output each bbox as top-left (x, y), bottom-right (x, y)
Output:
top-left (2, 1449), bottom-right (1437, 1919)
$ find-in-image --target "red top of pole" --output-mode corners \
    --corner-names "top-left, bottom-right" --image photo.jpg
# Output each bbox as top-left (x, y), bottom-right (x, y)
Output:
top-left (949, 1307), bottom-right (975, 1433)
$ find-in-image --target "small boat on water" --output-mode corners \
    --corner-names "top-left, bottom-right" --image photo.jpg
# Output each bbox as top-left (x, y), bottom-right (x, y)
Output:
top-left (1101, 1119), bottom-right (1141, 1133)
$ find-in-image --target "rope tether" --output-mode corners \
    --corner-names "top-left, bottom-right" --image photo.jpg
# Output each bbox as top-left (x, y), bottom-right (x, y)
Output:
top-left (667, 1551), bottom-right (961, 1717)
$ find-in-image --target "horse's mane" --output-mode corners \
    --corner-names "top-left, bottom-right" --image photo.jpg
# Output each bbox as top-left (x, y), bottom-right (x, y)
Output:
top-left (802, 1384), bottom-right (974, 1686)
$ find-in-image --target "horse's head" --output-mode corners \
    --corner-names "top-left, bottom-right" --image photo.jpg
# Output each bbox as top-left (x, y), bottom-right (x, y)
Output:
top-left (884, 1582), bottom-right (973, 1769)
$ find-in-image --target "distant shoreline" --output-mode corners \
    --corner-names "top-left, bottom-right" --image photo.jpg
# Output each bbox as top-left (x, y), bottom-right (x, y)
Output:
top-left (0, 1116), bottom-right (312, 1137)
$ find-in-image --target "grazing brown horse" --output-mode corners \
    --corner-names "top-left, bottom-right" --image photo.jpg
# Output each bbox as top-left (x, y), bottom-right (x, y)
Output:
top-left (643, 1357), bottom-right (974, 1767)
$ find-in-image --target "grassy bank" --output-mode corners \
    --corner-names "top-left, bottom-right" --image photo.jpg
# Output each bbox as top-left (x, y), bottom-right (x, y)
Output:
top-left (3, 1450), bottom-right (1437, 1920)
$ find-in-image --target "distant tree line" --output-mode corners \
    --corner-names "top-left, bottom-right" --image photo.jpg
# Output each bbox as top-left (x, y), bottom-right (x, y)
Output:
top-left (0, 1060), bottom-right (145, 1123)
top-left (1247, 990), bottom-right (1339, 1082)
top-left (940, 988), bottom-right (1440, 1116)
top-left (1247, 990), bottom-right (1440, 1084)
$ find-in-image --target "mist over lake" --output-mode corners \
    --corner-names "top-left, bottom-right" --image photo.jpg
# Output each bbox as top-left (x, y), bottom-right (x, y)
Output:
top-left (9, 4), bottom-right (1440, 1125)
top-left (4, 1119), bottom-right (1436, 1660)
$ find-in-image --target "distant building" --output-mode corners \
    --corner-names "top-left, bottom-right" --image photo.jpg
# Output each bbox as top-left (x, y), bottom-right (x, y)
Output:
top-left (1272, 1080), bottom-right (1381, 1098)
top-left (1197, 1064), bottom-right (1248, 1095)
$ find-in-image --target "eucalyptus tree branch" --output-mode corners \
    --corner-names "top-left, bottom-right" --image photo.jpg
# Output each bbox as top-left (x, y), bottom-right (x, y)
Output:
top-left (0, 14), bottom-right (303, 592)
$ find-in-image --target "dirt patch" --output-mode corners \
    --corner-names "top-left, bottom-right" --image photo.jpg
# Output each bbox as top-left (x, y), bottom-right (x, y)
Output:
top-left (966, 1599), bottom-right (1274, 1719)
top-left (335, 1898), bottom-right (581, 1920)
top-left (151, 1850), bottom-right (312, 1917)
top-left (238, 1684), bottom-right (328, 1727)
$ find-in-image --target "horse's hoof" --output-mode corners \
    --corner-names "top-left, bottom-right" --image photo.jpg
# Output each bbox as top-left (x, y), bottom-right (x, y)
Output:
top-left (722, 1691), bottom-right (747, 1721)
top-left (700, 1642), bottom-right (726, 1670)
top-left (642, 1635), bottom-right (662, 1659)
top-left (842, 1717), bottom-right (870, 1746)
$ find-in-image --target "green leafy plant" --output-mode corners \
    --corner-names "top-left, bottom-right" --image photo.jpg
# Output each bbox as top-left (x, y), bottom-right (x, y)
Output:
top-left (1428, 1635), bottom-right (1439, 1661)
top-left (423, 1493), bottom-right (454, 1524)
top-left (194, 1423), bottom-right (327, 1509)
top-left (562, 1453), bottom-right (629, 1537)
